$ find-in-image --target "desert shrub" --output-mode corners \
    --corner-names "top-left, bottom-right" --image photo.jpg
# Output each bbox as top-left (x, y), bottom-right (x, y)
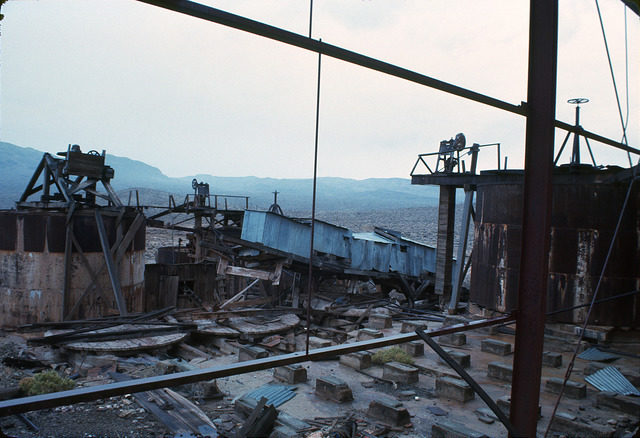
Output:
top-left (371, 347), bottom-right (414, 365)
top-left (19, 370), bottom-right (75, 396)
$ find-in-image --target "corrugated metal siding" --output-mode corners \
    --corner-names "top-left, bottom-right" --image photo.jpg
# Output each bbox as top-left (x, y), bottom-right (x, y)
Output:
top-left (245, 384), bottom-right (297, 407)
top-left (585, 366), bottom-right (640, 396)
top-left (241, 210), bottom-right (436, 277)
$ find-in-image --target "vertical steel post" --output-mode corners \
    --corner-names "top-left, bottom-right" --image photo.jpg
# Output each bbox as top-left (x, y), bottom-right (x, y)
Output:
top-left (435, 185), bottom-right (456, 307)
top-left (509, 1), bottom-right (558, 437)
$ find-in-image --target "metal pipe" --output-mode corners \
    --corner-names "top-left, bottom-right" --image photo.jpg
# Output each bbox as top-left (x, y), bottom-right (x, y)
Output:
top-left (509, 1), bottom-right (558, 437)
top-left (0, 315), bottom-right (512, 416)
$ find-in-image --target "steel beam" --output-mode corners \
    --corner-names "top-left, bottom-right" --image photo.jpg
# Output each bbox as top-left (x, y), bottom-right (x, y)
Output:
top-left (134, 0), bottom-right (638, 156)
top-left (509, 1), bottom-right (558, 437)
top-left (136, 0), bottom-right (524, 116)
top-left (0, 315), bottom-right (512, 416)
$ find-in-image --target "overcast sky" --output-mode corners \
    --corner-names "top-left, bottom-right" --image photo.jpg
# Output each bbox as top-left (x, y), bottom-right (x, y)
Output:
top-left (1, 0), bottom-right (638, 179)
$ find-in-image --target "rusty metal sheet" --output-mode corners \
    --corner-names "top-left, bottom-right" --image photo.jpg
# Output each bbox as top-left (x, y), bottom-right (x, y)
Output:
top-left (47, 215), bottom-right (67, 253)
top-left (0, 212), bottom-right (17, 251)
top-left (23, 214), bottom-right (46, 252)
top-left (470, 176), bottom-right (640, 326)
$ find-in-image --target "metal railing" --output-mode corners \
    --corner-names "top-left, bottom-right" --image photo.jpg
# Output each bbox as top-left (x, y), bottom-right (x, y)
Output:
top-left (410, 142), bottom-right (502, 176)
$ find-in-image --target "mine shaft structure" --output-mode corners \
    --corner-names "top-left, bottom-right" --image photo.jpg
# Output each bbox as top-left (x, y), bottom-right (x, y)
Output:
top-left (10, 145), bottom-right (146, 322)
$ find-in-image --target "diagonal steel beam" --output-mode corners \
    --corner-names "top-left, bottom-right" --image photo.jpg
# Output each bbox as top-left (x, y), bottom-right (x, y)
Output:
top-left (134, 0), bottom-right (638, 156)
top-left (0, 315), bottom-right (513, 416)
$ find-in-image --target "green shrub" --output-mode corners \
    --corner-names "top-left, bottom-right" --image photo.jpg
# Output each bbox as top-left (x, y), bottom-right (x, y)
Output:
top-left (19, 370), bottom-right (75, 396)
top-left (371, 347), bottom-right (414, 365)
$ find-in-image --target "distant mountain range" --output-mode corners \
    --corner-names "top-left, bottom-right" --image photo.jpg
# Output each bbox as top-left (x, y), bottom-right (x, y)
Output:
top-left (0, 142), bottom-right (441, 212)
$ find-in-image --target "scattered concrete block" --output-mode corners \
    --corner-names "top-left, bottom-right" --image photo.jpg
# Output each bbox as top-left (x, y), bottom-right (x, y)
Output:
top-left (549, 413), bottom-right (615, 438)
top-left (435, 376), bottom-right (475, 403)
top-left (399, 340), bottom-right (424, 357)
top-left (439, 349), bottom-right (471, 369)
top-left (201, 379), bottom-right (223, 400)
top-left (488, 362), bottom-right (513, 382)
top-left (438, 333), bottom-right (466, 346)
top-left (546, 377), bottom-right (586, 399)
top-left (339, 351), bottom-right (372, 370)
top-left (443, 315), bottom-right (469, 326)
top-left (367, 399), bottom-right (411, 426)
top-left (397, 390), bottom-right (416, 401)
top-left (542, 351), bottom-right (562, 368)
top-left (210, 337), bottom-right (237, 355)
top-left (481, 339), bottom-right (512, 356)
top-left (367, 314), bottom-right (392, 329)
top-left (238, 345), bottom-right (269, 362)
top-left (432, 420), bottom-right (488, 438)
top-left (382, 362), bottom-right (419, 384)
top-left (400, 320), bottom-right (427, 333)
top-left (273, 364), bottom-right (307, 384)
top-left (496, 396), bottom-right (541, 418)
top-left (595, 391), bottom-right (640, 416)
top-left (315, 376), bottom-right (353, 403)
top-left (308, 336), bottom-right (332, 349)
top-left (574, 326), bottom-right (613, 343)
top-left (357, 328), bottom-right (384, 341)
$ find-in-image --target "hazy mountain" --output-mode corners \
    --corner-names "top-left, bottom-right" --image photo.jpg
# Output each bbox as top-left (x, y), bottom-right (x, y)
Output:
top-left (0, 142), bottom-right (440, 212)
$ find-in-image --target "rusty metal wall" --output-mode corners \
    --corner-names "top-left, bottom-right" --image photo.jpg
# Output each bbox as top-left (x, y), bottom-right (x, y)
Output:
top-left (0, 210), bottom-right (146, 327)
top-left (470, 177), bottom-right (640, 326)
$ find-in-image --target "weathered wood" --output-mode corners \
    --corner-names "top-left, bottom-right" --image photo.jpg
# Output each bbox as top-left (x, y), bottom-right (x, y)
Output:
top-left (110, 372), bottom-right (216, 436)
top-left (220, 278), bottom-right (260, 309)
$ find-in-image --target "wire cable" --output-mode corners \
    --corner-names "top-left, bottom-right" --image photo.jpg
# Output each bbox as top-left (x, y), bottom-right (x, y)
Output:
top-left (595, 0), bottom-right (632, 165)
top-left (543, 174), bottom-right (638, 438)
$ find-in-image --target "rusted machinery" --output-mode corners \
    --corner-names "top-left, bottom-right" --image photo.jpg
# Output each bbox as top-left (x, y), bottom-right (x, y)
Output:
top-left (0, 145), bottom-right (146, 326)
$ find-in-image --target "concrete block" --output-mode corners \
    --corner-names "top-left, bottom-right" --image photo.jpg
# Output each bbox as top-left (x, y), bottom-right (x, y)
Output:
top-left (273, 364), bottom-right (307, 384)
top-left (339, 351), bottom-right (372, 370)
top-left (549, 413), bottom-right (615, 438)
top-left (481, 339), bottom-right (512, 355)
top-left (400, 320), bottom-right (427, 333)
top-left (399, 340), bottom-right (424, 357)
top-left (367, 399), bottom-right (411, 426)
top-left (488, 361), bottom-right (512, 382)
top-left (595, 391), bottom-right (640, 416)
top-left (210, 337), bottom-right (237, 355)
top-left (432, 420), bottom-right (488, 438)
top-left (542, 351), bottom-right (562, 368)
top-left (201, 379), bottom-right (223, 400)
top-left (574, 326), bottom-right (612, 343)
top-left (496, 396), bottom-right (541, 418)
top-left (367, 314), bottom-right (392, 329)
top-left (438, 333), bottom-right (466, 346)
top-left (357, 328), bottom-right (384, 341)
top-left (439, 349), bottom-right (471, 369)
top-left (545, 377), bottom-right (586, 399)
top-left (237, 344), bottom-right (268, 362)
top-left (435, 376), bottom-right (475, 403)
top-left (308, 336), bottom-right (332, 349)
top-left (382, 361), bottom-right (419, 384)
top-left (443, 315), bottom-right (469, 326)
top-left (315, 376), bottom-right (353, 403)
top-left (397, 390), bottom-right (416, 401)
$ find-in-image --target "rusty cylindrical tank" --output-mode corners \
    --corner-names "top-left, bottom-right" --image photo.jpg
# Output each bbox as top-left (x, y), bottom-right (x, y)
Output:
top-left (0, 209), bottom-right (146, 327)
top-left (471, 167), bottom-right (640, 326)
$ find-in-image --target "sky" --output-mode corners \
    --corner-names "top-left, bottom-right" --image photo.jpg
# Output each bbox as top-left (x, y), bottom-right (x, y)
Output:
top-left (0, 0), bottom-right (638, 180)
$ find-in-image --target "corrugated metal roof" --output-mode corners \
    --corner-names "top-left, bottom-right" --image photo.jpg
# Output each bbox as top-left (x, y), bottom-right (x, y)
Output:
top-left (578, 347), bottom-right (620, 362)
top-left (245, 384), bottom-right (297, 407)
top-left (352, 232), bottom-right (394, 244)
top-left (585, 366), bottom-right (640, 396)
